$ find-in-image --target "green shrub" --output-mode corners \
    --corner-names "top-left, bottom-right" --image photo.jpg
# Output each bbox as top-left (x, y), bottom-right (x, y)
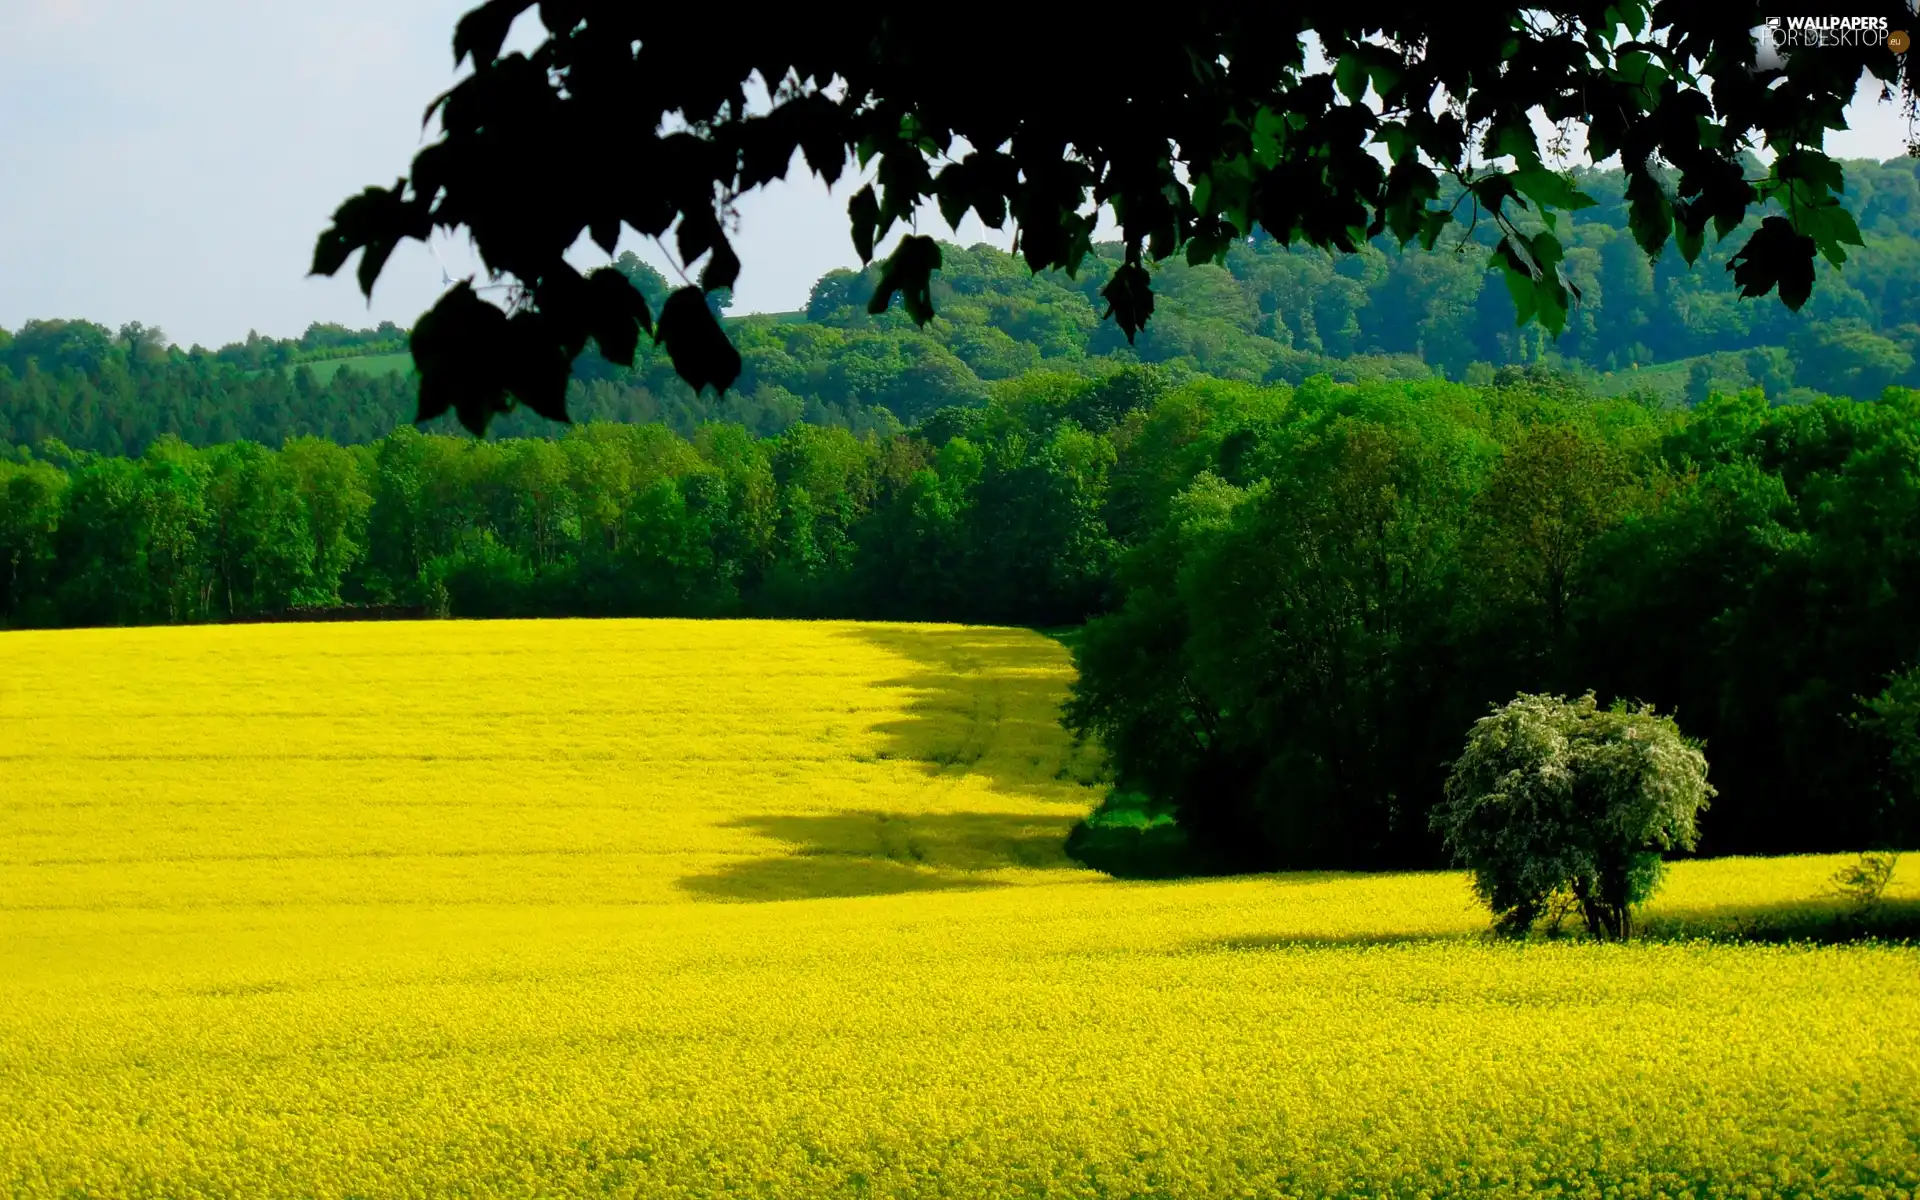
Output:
top-left (1433, 692), bottom-right (1713, 940)
top-left (1065, 790), bottom-right (1209, 879)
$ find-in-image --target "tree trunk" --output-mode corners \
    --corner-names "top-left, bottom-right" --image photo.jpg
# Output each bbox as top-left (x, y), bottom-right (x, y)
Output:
top-left (1582, 901), bottom-right (1628, 941)
top-left (1573, 878), bottom-right (1607, 939)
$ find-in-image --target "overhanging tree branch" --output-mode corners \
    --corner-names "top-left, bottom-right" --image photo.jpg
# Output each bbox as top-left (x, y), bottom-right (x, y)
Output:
top-left (313, 2), bottom-right (1911, 434)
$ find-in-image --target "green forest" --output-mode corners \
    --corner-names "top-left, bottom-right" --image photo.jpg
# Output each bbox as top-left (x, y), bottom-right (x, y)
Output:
top-left (8, 362), bottom-right (1920, 869)
top-left (12, 159), bottom-right (1920, 456)
top-left (8, 160), bottom-right (1920, 874)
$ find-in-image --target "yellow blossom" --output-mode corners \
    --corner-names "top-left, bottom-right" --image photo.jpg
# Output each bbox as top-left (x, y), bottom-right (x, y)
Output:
top-left (1, 619), bottom-right (1915, 1198)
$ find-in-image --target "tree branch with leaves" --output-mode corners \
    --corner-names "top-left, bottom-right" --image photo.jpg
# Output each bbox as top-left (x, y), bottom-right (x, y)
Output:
top-left (314, 2), bottom-right (1912, 434)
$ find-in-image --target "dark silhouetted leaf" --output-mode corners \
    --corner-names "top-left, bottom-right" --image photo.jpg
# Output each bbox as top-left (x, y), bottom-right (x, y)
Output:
top-left (1335, 53), bottom-right (1368, 104)
top-left (1673, 200), bottom-right (1705, 265)
top-left (1774, 148), bottom-right (1845, 196)
top-left (867, 235), bottom-right (942, 325)
top-left (589, 217), bottom-right (621, 256)
top-left (654, 286), bottom-right (742, 394)
top-left (452, 0), bottom-right (533, 69)
top-left (583, 267), bottom-right (654, 367)
top-left (700, 236), bottom-right (741, 294)
top-left (502, 310), bottom-right (572, 423)
top-left (410, 282), bottom-right (512, 436)
top-left (1101, 259), bottom-right (1156, 344)
top-left (1381, 160), bottom-right (1441, 245)
top-left (310, 181), bottom-right (428, 299)
top-left (675, 210), bottom-right (720, 273)
top-left (1728, 216), bottom-right (1817, 310)
top-left (848, 185), bottom-right (881, 264)
top-left (1625, 168), bottom-right (1672, 259)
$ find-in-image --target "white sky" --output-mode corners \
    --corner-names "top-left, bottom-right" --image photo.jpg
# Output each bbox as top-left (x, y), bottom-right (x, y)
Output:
top-left (1, 1), bottom-right (1913, 349)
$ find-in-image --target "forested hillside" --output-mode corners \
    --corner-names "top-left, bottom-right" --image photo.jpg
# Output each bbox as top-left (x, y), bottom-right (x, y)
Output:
top-left (10, 161), bottom-right (1920, 872)
top-left (8, 364), bottom-right (1920, 864)
top-left (10, 159), bottom-right (1920, 456)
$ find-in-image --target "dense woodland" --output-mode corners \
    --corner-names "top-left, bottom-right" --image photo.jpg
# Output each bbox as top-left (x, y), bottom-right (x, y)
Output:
top-left (12, 159), bottom-right (1920, 455)
top-left (7, 361), bottom-right (1920, 867)
top-left (8, 161), bottom-right (1920, 870)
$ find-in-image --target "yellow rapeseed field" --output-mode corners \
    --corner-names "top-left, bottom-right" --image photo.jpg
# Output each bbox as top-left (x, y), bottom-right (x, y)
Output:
top-left (2, 618), bottom-right (1917, 1199)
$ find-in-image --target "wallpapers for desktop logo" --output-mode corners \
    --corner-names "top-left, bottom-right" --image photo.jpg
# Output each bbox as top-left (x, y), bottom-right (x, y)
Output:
top-left (1765, 14), bottom-right (1894, 47)
top-left (1752, 6), bottom-right (1918, 153)
top-left (1760, 12), bottom-right (1910, 52)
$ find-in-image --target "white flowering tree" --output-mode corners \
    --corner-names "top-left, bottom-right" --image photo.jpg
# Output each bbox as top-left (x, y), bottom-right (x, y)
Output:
top-left (1433, 692), bottom-right (1713, 940)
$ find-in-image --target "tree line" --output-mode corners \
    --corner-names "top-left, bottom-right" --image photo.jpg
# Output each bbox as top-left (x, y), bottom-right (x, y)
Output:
top-left (7, 364), bottom-right (1920, 865)
top-left (13, 159), bottom-right (1920, 458)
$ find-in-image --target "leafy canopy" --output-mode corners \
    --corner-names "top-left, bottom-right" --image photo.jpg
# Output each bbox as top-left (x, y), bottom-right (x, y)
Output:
top-left (1433, 692), bottom-right (1713, 940)
top-left (313, 3), bottom-right (1908, 433)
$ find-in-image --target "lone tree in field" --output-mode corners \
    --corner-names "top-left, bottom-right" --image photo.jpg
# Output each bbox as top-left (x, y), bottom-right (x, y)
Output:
top-left (1433, 692), bottom-right (1712, 941)
top-left (313, 3), bottom-right (1910, 434)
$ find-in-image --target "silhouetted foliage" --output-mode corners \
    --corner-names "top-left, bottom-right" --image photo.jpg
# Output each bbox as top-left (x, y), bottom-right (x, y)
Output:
top-left (313, 2), bottom-right (1907, 430)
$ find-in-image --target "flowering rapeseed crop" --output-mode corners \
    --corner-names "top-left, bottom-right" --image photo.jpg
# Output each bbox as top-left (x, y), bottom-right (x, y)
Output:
top-left (2, 619), bottom-right (1917, 1198)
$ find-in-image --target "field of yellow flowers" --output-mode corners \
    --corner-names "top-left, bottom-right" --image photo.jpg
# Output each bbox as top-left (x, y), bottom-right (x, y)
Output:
top-left (2, 618), bottom-right (1917, 1199)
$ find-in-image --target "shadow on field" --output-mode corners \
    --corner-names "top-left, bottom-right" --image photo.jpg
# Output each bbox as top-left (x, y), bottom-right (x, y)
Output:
top-left (678, 809), bottom-right (1081, 902)
top-left (1200, 931), bottom-right (1474, 951)
top-left (833, 625), bottom-right (1106, 802)
top-left (1187, 897), bottom-right (1920, 951)
top-left (1638, 896), bottom-right (1920, 944)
